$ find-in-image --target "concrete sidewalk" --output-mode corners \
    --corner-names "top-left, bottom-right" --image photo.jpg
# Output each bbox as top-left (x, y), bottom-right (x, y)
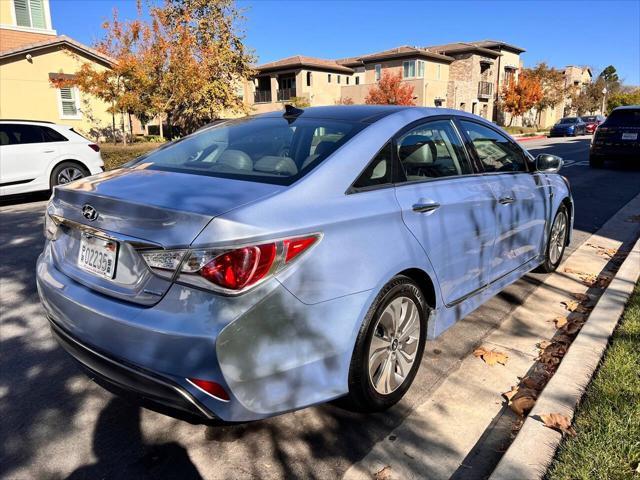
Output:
top-left (343, 194), bottom-right (640, 480)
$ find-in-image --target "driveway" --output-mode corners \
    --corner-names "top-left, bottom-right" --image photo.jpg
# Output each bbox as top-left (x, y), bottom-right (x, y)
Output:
top-left (1, 136), bottom-right (639, 479)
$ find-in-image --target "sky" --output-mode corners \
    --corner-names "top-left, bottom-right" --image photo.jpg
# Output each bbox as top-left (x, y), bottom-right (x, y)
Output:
top-left (49, 0), bottom-right (640, 84)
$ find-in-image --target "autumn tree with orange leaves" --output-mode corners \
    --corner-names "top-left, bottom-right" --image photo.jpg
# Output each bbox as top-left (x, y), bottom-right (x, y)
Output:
top-left (500, 71), bottom-right (543, 125)
top-left (51, 0), bottom-right (254, 142)
top-left (365, 72), bottom-right (416, 106)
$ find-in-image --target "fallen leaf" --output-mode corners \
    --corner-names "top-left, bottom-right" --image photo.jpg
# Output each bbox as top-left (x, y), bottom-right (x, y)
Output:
top-left (537, 340), bottom-right (552, 350)
top-left (502, 385), bottom-right (519, 403)
top-left (561, 300), bottom-right (591, 314)
top-left (540, 413), bottom-right (576, 437)
top-left (510, 388), bottom-right (538, 416)
top-left (374, 465), bottom-right (393, 480)
top-left (554, 333), bottom-right (574, 346)
top-left (474, 347), bottom-right (509, 366)
top-left (521, 374), bottom-right (548, 391)
top-left (571, 292), bottom-right (591, 303)
top-left (563, 321), bottom-right (582, 335)
top-left (553, 316), bottom-right (569, 328)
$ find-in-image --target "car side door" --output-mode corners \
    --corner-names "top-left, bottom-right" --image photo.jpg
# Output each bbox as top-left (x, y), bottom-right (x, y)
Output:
top-left (457, 119), bottom-right (550, 282)
top-left (392, 117), bottom-right (497, 306)
top-left (0, 124), bottom-right (58, 191)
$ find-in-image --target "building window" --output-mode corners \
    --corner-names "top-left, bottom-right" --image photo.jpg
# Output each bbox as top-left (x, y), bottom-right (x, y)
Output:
top-left (504, 68), bottom-right (515, 87)
top-left (14, 0), bottom-right (47, 29)
top-left (417, 61), bottom-right (425, 78)
top-left (402, 61), bottom-right (415, 79)
top-left (58, 87), bottom-right (81, 119)
top-left (328, 74), bottom-right (331, 83)
top-left (355, 76), bottom-right (360, 85)
top-left (337, 75), bottom-right (341, 84)
top-left (375, 64), bottom-right (381, 82)
top-left (307, 71), bottom-right (312, 87)
top-left (346, 76), bottom-right (349, 85)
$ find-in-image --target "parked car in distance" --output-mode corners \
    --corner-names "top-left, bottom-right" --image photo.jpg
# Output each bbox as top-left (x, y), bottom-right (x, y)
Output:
top-left (590, 105), bottom-right (640, 168)
top-left (0, 120), bottom-right (103, 196)
top-left (549, 117), bottom-right (587, 137)
top-left (581, 114), bottom-right (606, 134)
top-left (37, 106), bottom-right (573, 424)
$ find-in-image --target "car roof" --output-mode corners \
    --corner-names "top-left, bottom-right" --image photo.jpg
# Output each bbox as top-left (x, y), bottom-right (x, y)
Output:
top-left (611, 105), bottom-right (640, 111)
top-left (256, 105), bottom-right (484, 124)
top-left (0, 119), bottom-right (57, 125)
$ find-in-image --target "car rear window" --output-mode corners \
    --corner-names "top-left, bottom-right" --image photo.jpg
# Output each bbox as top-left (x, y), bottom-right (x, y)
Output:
top-left (131, 116), bottom-right (365, 185)
top-left (605, 109), bottom-right (640, 127)
top-left (559, 118), bottom-right (578, 124)
top-left (582, 116), bottom-right (596, 122)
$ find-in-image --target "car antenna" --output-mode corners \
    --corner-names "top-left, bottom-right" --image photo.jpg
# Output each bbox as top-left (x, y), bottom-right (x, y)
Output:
top-left (283, 104), bottom-right (304, 123)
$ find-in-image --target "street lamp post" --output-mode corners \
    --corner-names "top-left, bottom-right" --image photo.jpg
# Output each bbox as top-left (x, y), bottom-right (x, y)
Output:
top-left (601, 86), bottom-right (608, 114)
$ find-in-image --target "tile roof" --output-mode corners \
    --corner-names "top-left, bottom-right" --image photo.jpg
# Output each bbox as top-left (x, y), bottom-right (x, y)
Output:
top-left (0, 35), bottom-right (114, 65)
top-left (425, 42), bottom-right (502, 58)
top-left (256, 55), bottom-right (354, 74)
top-left (338, 46), bottom-right (454, 65)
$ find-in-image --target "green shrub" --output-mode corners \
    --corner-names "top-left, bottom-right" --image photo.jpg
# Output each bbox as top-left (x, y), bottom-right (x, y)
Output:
top-left (100, 143), bottom-right (164, 170)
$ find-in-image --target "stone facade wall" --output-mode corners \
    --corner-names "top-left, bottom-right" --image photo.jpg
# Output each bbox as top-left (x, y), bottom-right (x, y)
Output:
top-left (445, 53), bottom-right (495, 120)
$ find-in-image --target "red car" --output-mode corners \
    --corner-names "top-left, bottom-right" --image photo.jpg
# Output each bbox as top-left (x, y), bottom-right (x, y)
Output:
top-left (582, 115), bottom-right (606, 134)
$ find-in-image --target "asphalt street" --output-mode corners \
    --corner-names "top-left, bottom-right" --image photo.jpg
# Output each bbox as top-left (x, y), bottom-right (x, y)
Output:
top-left (1, 136), bottom-right (639, 479)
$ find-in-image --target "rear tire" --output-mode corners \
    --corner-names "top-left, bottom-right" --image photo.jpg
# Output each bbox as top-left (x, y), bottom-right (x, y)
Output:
top-left (535, 205), bottom-right (569, 273)
top-left (50, 162), bottom-right (89, 188)
top-left (345, 275), bottom-right (428, 412)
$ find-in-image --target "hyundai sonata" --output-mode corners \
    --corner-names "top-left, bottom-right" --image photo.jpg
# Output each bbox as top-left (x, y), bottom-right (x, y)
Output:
top-left (37, 106), bottom-right (573, 423)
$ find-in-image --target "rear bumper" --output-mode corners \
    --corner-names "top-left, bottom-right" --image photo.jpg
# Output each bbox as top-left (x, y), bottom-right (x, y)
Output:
top-left (590, 144), bottom-right (639, 158)
top-left (37, 244), bottom-right (368, 422)
top-left (49, 317), bottom-right (217, 424)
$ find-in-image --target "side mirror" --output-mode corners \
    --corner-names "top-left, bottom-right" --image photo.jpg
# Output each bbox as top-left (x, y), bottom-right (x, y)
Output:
top-left (535, 154), bottom-right (563, 173)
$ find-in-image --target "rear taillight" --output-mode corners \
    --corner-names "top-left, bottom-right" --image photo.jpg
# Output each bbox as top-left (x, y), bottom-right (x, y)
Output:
top-left (187, 378), bottom-right (230, 401)
top-left (140, 233), bottom-right (321, 293)
top-left (88, 144), bottom-right (100, 152)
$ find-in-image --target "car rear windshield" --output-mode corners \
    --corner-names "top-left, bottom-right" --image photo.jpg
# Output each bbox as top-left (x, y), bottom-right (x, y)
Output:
top-left (559, 118), bottom-right (578, 124)
top-left (605, 109), bottom-right (640, 127)
top-left (131, 116), bottom-right (366, 185)
top-left (582, 116), bottom-right (596, 122)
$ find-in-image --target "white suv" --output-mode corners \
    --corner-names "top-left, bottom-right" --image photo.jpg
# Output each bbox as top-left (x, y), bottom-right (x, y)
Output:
top-left (0, 120), bottom-right (104, 196)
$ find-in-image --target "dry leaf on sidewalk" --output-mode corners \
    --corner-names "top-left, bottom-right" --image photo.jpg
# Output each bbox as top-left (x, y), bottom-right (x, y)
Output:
top-left (561, 300), bottom-right (591, 314)
top-left (502, 385), bottom-right (519, 403)
top-left (539, 413), bottom-right (576, 437)
top-left (563, 320), bottom-right (583, 335)
top-left (510, 388), bottom-right (538, 416)
top-left (571, 292), bottom-right (592, 303)
top-left (374, 465), bottom-right (393, 480)
top-left (537, 340), bottom-right (552, 350)
top-left (553, 316), bottom-right (569, 328)
top-left (474, 347), bottom-right (509, 366)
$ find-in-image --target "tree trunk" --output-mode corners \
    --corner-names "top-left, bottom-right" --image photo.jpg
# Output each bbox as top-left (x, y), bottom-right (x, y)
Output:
top-left (508, 114), bottom-right (514, 127)
top-left (128, 112), bottom-right (133, 142)
top-left (159, 116), bottom-right (164, 140)
top-left (111, 109), bottom-right (116, 145)
top-left (121, 111), bottom-right (127, 146)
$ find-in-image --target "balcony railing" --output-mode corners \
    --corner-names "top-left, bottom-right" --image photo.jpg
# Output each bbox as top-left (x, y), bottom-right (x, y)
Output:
top-left (478, 81), bottom-right (493, 99)
top-left (277, 88), bottom-right (296, 102)
top-left (254, 90), bottom-right (272, 103)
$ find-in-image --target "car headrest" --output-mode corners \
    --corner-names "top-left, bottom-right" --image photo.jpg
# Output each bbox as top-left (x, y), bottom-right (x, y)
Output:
top-left (401, 138), bottom-right (436, 164)
top-left (217, 150), bottom-right (253, 171)
top-left (254, 156), bottom-right (298, 176)
top-left (313, 141), bottom-right (335, 157)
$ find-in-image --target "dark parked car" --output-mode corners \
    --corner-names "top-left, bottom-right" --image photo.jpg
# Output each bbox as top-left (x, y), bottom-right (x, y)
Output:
top-left (582, 115), bottom-right (606, 134)
top-left (590, 106), bottom-right (640, 168)
top-left (549, 117), bottom-right (587, 137)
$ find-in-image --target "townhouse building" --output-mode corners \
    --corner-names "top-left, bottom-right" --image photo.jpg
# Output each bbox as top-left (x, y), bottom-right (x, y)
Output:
top-left (244, 39), bottom-right (527, 125)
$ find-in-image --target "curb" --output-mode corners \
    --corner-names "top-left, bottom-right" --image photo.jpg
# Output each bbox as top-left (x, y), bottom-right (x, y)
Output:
top-left (490, 235), bottom-right (640, 480)
top-left (515, 134), bottom-right (548, 142)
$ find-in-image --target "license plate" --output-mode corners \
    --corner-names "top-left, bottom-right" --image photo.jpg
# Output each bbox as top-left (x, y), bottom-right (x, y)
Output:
top-left (622, 132), bottom-right (638, 140)
top-left (78, 235), bottom-right (118, 279)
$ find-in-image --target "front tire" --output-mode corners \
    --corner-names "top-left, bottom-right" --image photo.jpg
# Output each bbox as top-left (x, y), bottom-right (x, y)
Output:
top-left (346, 276), bottom-right (428, 412)
top-left (535, 205), bottom-right (569, 273)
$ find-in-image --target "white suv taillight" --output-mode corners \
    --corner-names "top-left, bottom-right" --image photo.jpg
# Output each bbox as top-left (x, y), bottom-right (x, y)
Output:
top-left (140, 234), bottom-right (321, 294)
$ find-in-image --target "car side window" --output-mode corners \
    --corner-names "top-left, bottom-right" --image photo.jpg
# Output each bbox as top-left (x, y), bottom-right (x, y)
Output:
top-left (0, 124), bottom-right (45, 145)
top-left (41, 126), bottom-right (68, 142)
top-left (460, 120), bottom-right (528, 173)
top-left (396, 119), bottom-right (472, 181)
top-left (352, 142), bottom-right (392, 189)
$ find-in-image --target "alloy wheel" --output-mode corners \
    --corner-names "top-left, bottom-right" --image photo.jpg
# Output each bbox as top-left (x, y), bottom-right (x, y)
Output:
top-left (549, 210), bottom-right (568, 265)
top-left (57, 167), bottom-right (84, 185)
top-left (368, 296), bottom-right (421, 395)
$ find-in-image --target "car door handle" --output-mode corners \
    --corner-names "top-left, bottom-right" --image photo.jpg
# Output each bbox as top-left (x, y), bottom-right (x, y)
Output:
top-left (43, 150), bottom-right (55, 153)
top-left (498, 196), bottom-right (515, 205)
top-left (412, 202), bottom-right (441, 213)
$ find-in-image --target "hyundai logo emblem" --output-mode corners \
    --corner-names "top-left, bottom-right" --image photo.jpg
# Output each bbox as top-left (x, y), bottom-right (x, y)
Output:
top-left (82, 204), bottom-right (98, 221)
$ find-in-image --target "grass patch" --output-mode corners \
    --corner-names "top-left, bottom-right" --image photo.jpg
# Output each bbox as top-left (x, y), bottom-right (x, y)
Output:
top-left (547, 282), bottom-right (640, 480)
top-left (503, 126), bottom-right (549, 135)
top-left (100, 143), bottom-right (163, 170)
